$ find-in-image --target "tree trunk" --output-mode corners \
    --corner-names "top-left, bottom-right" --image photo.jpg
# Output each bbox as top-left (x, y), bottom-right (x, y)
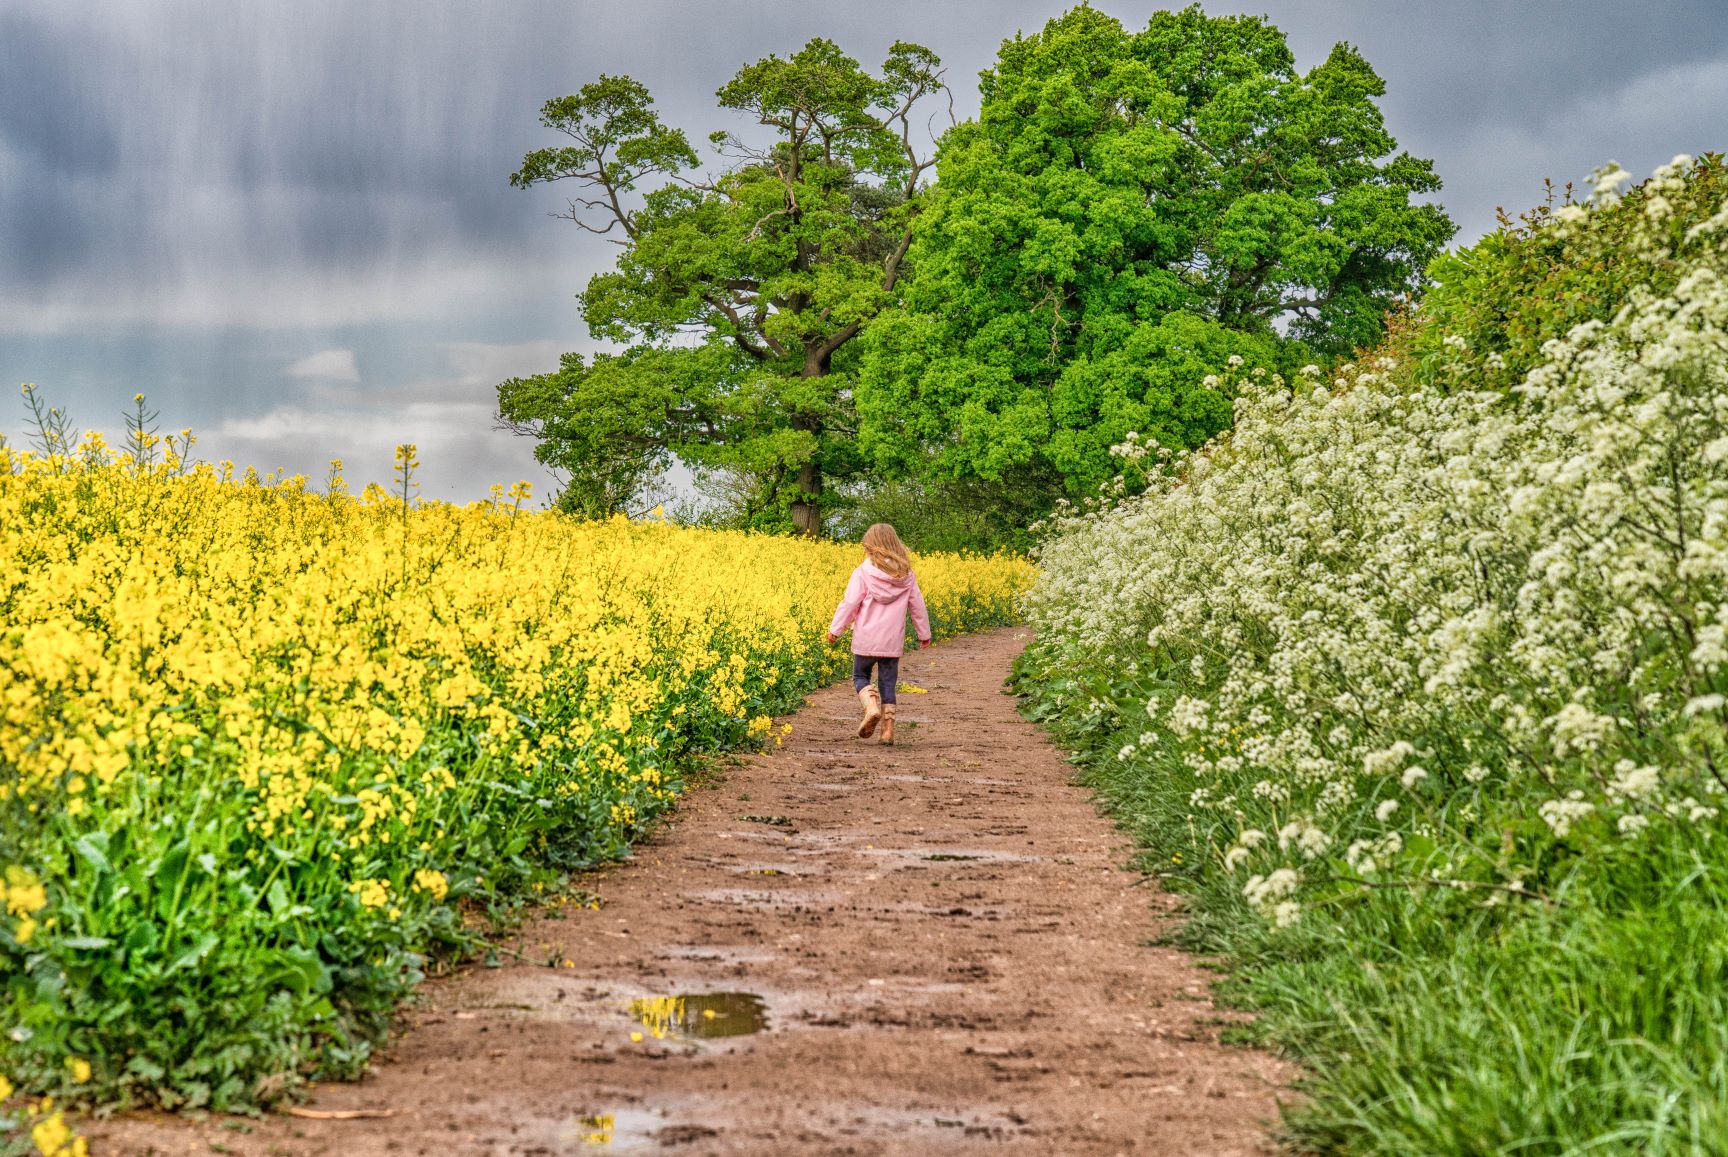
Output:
top-left (790, 347), bottom-right (830, 536)
top-left (790, 458), bottom-right (821, 536)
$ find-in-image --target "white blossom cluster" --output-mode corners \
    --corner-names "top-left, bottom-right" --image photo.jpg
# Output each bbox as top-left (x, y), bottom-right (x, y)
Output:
top-left (1026, 157), bottom-right (1728, 925)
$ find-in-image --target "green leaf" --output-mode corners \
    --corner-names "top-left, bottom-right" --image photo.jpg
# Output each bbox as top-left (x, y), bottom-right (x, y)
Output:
top-left (153, 842), bottom-right (192, 921)
top-left (123, 922), bottom-right (159, 957)
top-left (163, 932), bottom-right (220, 976)
top-left (72, 833), bottom-right (113, 876)
top-left (59, 936), bottom-right (114, 950)
top-left (127, 1056), bottom-right (167, 1082)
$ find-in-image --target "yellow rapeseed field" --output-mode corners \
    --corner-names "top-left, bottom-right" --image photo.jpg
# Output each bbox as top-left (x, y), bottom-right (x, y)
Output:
top-left (0, 435), bottom-right (1030, 1122)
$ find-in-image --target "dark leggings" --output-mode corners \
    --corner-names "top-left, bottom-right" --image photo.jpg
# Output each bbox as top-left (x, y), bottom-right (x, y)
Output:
top-left (852, 655), bottom-right (899, 704)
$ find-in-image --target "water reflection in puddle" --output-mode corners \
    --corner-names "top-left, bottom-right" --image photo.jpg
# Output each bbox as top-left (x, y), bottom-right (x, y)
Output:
top-left (573, 1113), bottom-right (614, 1145)
top-left (627, 992), bottom-right (769, 1041)
top-left (554, 1107), bottom-right (665, 1152)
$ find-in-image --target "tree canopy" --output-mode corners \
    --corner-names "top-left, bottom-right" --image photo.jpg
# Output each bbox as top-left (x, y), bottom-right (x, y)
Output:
top-left (856, 5), bottom-right (1455, 502)
top-left (499, 7), bottom-right (1454, 537)
top-left (497, 42), bottom-right (945, 529)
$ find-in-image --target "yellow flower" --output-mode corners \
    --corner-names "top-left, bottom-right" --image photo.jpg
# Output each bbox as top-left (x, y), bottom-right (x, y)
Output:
top-left (31, 1105), bottom-right (89, 1157)
top-left (2, 866), bottom-right (48, 917)
top-left (411, 869), bottom-right (449, 901)
top-left (347, 879), bottom-right (390, 909)
top-left (65, 1057), bottom-right (92, 1084)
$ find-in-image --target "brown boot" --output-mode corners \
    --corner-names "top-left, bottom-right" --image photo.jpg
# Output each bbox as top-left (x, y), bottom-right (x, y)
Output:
top-left (856, 687), bottom-right (882, 739)
top-left (879, 703), bottom-right (896, 745)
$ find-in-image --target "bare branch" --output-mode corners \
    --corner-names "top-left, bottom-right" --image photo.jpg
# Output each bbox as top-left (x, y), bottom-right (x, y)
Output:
top-left (881, 228), bottom-right (915, 294)
top-left (672, 171), bottom-right (722, 194)
top-left (883, 67), bottom-right (945, 202)
top-left (745, 204), bottom-right (797, 242)
top-left (701, 292), bottom-right (776, 362)
top-left (813, 320), bottom-right (863, 366)
top-left (552, 213), bottom-right (632, 246)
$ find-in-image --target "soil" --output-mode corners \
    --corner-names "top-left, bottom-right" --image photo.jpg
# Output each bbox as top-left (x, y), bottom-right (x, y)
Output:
top-left (88, 628), bottom-right (1293, 1156)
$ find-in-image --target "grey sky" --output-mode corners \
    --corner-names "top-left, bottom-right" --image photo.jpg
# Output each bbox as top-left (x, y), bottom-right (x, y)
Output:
top-left (3, 0), bottom-right (1725, 500)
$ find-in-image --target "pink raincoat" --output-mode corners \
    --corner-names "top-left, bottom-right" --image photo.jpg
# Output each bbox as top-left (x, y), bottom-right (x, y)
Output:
top-left (828, 560), bottom-right (931, 658)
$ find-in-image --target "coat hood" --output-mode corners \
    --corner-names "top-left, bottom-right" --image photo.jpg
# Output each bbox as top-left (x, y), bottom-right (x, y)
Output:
top-left (860, 559), bottom-right (914, 601)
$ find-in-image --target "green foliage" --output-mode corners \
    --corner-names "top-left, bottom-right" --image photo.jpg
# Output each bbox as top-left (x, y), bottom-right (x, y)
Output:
top-left (859, 4), bottom-right (1452, 507)
top-left (1392, 153), bottom-right (1728, 392)
top-left (834, 466), bottom-right (1060, 555)
top-left (498, 348), bottom-right (707, 518)
top-left (501, 43), bottom-right (946, 533)
top-left (5, 775), bottom-right (457, 1111)
top-left (19, 383), bottom-right (78, 465)
top-left (1026, 669), bottom-right (1728, 1155)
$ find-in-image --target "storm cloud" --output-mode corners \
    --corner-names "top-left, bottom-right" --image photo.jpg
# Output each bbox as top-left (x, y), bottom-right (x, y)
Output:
top-left (2, 0), bottom-right (1724, 499)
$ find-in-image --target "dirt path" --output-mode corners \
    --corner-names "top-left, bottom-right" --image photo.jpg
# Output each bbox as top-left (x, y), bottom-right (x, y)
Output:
top-left (93, 629), bottom-right (1291, 1156)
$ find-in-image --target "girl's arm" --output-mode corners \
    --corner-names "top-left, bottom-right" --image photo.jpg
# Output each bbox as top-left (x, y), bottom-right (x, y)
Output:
top-left (908, 574), bottom-right (932, 647)
top-left (826, 567), bottom-right (866, 641)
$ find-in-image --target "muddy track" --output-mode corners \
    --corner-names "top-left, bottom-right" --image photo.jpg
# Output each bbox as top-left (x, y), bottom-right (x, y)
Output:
top-left (93, 629), bottom-right (1291, 1156)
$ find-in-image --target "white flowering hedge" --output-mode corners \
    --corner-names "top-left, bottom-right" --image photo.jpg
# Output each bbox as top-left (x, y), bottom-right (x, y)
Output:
top-left (1022, 155), bottom-right (1728, 928)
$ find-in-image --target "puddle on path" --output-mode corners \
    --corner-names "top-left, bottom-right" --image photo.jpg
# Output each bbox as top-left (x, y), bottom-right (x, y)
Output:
top-left (571, 1113), bottom-right (616, 1146)
top-left (627, 992), bottom-right (769, 1041)
top-left (550, 1106), bottom-right (666, 1153)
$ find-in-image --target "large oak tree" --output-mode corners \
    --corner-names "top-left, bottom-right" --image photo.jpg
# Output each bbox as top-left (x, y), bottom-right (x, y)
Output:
top-left (498, 40), bottom-right (944, 531)
top-left (857, 5), bottom-right (1456, 501)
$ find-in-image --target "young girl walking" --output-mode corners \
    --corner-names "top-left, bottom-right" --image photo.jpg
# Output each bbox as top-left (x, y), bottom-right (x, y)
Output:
top-left (827, 523), bottom-right (932, 745)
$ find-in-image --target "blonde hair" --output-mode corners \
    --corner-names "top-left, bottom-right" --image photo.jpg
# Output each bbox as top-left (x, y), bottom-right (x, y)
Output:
top-left (861, 523), bottom-right (912, 577)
